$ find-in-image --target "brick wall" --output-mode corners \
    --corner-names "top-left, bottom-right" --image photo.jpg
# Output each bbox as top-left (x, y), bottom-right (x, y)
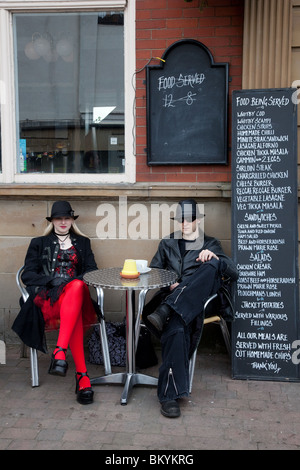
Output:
top-left (135, 0), bottom-right (244, 183)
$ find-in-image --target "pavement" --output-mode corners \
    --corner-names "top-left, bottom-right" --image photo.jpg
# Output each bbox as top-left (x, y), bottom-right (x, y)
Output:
top-left (0, 344), bottom-right (300, 452)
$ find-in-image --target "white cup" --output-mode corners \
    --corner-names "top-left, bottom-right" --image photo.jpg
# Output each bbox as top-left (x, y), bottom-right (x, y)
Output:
top-left (136, 259), bottom-right (148, 272)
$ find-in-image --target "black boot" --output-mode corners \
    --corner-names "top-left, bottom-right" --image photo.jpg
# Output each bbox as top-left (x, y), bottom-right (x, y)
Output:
top-left (48, 346), bottom-right (68, 377)
top-left (147, 303), bottom-right (172, 332)
top-left (75, 372), bottom-right (94, 405)
top-left (160, 400), bottom-right (181, 418)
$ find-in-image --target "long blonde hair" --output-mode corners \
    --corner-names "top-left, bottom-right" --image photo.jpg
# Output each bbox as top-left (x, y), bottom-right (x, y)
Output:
top-left (43, 221), bottom-right (87, 237)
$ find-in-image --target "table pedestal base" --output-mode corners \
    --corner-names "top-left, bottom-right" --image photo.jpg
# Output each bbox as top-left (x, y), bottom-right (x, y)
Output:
top-left (90, 373), bottom-right (158, 405)
top-left (83, 270), bottom-right (179, 406)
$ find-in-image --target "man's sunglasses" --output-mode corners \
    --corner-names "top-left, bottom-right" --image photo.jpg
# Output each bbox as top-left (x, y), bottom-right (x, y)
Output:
top-left (180, 216), bottom-right (197, 223)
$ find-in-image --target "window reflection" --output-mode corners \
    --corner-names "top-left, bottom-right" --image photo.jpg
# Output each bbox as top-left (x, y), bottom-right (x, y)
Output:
top-left (14, 12), bottom-right (124, 174)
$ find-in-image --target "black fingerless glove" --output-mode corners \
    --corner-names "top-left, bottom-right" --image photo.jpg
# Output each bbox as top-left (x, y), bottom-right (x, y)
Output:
top-left (47, 277), bottom-right (66, 288)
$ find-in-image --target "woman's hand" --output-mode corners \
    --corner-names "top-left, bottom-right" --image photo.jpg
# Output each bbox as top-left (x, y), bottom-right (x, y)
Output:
top-left (47, 277), bottom-right (67, 288)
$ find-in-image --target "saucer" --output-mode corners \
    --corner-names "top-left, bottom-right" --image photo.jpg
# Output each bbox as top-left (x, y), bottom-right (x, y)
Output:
top-left (139, 267), bottom-right (151, 274)
top-left (120, 272), bottom-right (140, 279)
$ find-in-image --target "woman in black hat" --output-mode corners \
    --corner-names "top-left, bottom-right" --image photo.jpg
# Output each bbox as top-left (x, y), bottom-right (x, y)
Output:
top-left (13, 201), bottom-right (98, 405)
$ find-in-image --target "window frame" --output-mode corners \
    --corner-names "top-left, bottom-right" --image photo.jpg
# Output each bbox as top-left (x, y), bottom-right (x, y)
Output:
top-left (0, 0), bottom-right (136, 184)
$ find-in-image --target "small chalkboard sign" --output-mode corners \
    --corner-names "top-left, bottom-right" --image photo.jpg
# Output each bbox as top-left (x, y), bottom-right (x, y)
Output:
top-left (146, 39), bottom-right (229, 165)
top-left (231, 88), bottom-right (300, 381)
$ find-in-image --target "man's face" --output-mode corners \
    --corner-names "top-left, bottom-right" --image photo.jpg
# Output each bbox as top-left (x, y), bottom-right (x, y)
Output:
top-left (180, 217), bottom-right (198, 237)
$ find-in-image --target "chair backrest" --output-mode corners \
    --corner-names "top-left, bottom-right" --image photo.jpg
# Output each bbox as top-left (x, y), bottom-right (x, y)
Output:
top-left (203, 293), bottom-right (218, 317)
top-left (16, 266), bottom-right (29, 302)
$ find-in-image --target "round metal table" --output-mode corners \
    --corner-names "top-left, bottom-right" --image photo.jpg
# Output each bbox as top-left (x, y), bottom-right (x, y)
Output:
top-left (84, 267), bottom-right (177, 405)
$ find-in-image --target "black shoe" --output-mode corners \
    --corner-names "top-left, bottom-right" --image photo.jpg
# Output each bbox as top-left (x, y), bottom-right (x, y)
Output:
top-left (147, 303), bottom-right (172, 331)
top-left (48, 346), bottom-right (68, 377)
top-left (75, 372), bottom-right (94, 405)
top-left (160, 400), bottom-right (181, 418)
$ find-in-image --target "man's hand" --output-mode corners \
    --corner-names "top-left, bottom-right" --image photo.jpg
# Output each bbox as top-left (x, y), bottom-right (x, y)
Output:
top-left (196, 249), bottom-right (219, 263)
top-left (170, 282), bottom-right (179, 291)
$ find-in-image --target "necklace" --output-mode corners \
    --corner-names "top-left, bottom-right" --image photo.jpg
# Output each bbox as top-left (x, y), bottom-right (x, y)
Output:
top-left (54, 232), bottom-right (70, 249)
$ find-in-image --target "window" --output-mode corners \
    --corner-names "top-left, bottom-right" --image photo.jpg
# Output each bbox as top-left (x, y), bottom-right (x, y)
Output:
top-left (0, 1), bottom-right (135, 183)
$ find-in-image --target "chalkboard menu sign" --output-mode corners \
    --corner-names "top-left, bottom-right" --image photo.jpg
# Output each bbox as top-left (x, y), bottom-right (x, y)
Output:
top-left (232, 88), bottom-right (300, 381)
top-left (146, 39), bottom-right (228, 165)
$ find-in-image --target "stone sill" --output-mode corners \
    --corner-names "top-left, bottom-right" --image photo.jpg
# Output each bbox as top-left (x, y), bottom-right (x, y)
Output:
top-left (0, 182), bottom-right (233, 200)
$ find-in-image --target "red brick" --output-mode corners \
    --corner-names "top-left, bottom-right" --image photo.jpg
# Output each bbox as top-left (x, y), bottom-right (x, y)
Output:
top-left (197, 16), bottom-right (231, 27)
top-left (152, 29), bottom-right (182, 40)
top-left (215, 6), bottom-right (244, 17)
top-left (183, 27), bottom-right (215, 38)
top-left (150, 165), bottom-right (178, 173)
top-left (137, 19), bottom-right (166, 30)
top-left (138, 39), bottom-right (167, 50)
top-left (211, 0), bottom-right (233, 6)
top-left (136, 117), bottom-right (147, 127)
top-left (230, 36), bottom-right (243, 46)
top-left (166, 173), bottom-right (197, 183)
top-left (215, 26), bottom-right (243, 37)
top-left (136, 9), bottom-right (151, 20)
top-left (214, 45), bottom-right (243, 56)
top-left (201, 36), bottom-right (230, 48)
top-left (230, 56), bottom-right (243, 66)
top-left (136, 49), bottom-right (152, 61)
top-left (230, 65), bottom-right (242, 76)
top-left (151, 9), bottom-right (173, 19)
top-left (159, 8), bottom-right (182, 19)
top-left (136, 0), bottom-right (167, 10)
top-left (136, 29), bottom-right (152, 40)
top-left (166, 18), bottom-right (198, 29)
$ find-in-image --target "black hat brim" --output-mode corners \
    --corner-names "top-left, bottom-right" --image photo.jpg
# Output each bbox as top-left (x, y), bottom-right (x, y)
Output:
top-left (46, 215), bottom-right (78, 222)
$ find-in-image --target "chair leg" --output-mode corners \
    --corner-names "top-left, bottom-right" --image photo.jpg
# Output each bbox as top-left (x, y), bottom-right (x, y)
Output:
top-left (96, 286), bottom-right (112, 376)
top-left (30, 348), bottom-right (39, 387)
top-left (188, 318), bottom-right (231, 394)
top-left (20, 342), bottom-right (28, 358)
top-left (219, 318), bottom-right (231, 355)
top-left (99, 320), bottom-right (112, 375)
top-left (135, 289), bottom-right (149, 352)
top-left (188, 349), bottom-right (197, 394)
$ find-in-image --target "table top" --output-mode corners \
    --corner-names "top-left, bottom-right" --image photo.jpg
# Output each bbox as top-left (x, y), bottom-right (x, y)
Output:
top-left (84, 267), bottom-right (177, 291)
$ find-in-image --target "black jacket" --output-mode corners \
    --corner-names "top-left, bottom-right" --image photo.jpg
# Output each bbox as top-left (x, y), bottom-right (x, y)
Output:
top-left (143, 232), bottom-right (238, 354)
top-left (150, 232), bottom-right (239, 283)
top-left (12, 231), bottom-right (98, 353)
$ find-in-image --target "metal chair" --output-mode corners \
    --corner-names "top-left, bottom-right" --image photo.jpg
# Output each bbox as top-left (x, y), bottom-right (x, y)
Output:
top-left (16, 266), bottom-right (39, 387)
top-left (188, 291), bottom-right (231, 393)
top-left (16, 266), bottom-right (112, 387)
top-left (135, 286), bottom-right (232, 394)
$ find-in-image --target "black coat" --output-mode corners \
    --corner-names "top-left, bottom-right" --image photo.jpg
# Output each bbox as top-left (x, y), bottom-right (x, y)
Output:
top-left (143, 232), bottom-right (238, 355)
top-left (12, 231), bottom-right (98, 353)
top-left (150, 232), bottom-right (239, 283)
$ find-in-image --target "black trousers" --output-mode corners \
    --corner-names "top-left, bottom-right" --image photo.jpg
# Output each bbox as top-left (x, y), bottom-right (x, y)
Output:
top-left (143, 259), bottom-right (221, 402)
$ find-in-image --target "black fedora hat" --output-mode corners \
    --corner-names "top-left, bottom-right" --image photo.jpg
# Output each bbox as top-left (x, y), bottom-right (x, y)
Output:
top-left (171, 199), bottom-right (203, 221)
top-left (46, 201), bottom-right (78, 221)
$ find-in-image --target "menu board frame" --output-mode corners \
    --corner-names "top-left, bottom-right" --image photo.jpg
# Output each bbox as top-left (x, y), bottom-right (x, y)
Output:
top-left (231, 88), bottom-right (300, 381)
top-left (146, 39), bottom-right (229, 166)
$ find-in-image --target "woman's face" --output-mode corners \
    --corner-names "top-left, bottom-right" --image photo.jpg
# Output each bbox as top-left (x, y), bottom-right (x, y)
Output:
top-left (52, 217), bottom-right (73, 235)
